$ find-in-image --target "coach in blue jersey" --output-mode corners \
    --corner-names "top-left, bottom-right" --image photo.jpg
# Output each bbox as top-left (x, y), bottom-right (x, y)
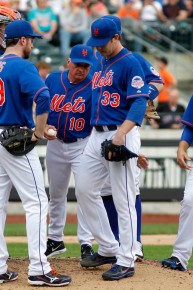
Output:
top-left (0, 20), bottom-right (71, 286)
top-left (76, 18), bottom-right (149, 280)
top-left (44, 44), bottom-right (95, 260)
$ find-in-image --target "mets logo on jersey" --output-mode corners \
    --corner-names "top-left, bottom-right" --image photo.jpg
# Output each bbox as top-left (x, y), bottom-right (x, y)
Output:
top-left (131, 76), bottom-right (144, 89)
top-left (92, 70), bottom-right (114, 89)
top-left (50, 95), bottom-right (85, 113)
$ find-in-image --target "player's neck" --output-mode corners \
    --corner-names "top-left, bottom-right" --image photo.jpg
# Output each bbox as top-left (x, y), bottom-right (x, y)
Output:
top-left (106, 44), bottom-right (123, 60)
top-left (4, 47), bottom-right (22, 58)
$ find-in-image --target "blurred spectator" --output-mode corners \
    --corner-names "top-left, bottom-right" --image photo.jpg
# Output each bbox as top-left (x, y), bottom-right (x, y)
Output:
top-left (28, 0), bottom-right (58, 44)
top-left (36, 61), bottom-right (51, 80)
top-left (0, 0), bottom-right (10, 6)
top-left (10, 0), bottom-right (28, 19)
top-left (163, 0), bottom-right (188, 20)
top-left (106, 0), bottom-right (123, 14)
top-left (185, 0), bottom-right (193, 18)
top-left (150, 89), bottom-right (185, 129)
top-left (59, 0), bottom-right (89, 58)
top-left (48, 0), bottom-right (66, 15)
top-left (140, 0), bottom-right (166, 22)
top-left (156, 56), bottom-right (177, 104)
top-left (87, 0), bottom-right (109, 25)
top-left (117, 0), bottom-right (140, 19)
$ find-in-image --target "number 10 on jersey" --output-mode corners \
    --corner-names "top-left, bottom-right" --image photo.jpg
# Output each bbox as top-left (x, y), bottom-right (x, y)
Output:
top-left (69, 117), bottom-right (85, 131)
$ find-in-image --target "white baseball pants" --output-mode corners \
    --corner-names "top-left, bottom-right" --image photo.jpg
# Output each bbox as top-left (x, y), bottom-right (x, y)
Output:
top-left (0, 144), bottom-right (51, 276)
top-left (172, 166), bottom-right (193, 269)
top-left (76, 127), bottom-right (140, 267)
top-left (46, 138), bottom-right (94, 245)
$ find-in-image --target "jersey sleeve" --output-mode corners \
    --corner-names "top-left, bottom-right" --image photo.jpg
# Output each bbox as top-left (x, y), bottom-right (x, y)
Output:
top-left (181, 95), bottom-right (193, 127)
top-left (126, 57), bottom-right (149, 99)
top-left (133, 52), bottom-right (163, 84)
top-left (19, 62), bottom-right (49, 100)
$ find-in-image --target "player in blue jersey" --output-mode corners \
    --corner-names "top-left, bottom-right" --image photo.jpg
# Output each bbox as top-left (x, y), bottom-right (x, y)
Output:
top-left (76, 17), bottom-right (149, 280)
top-left (44, 44), bottom-right (95, 260)
top-left (0, 20), bottom-right (71, 286)
top-left (162, 96), bottom-right (193, 271)
top-left (90, 15), bottom-right (164, 261)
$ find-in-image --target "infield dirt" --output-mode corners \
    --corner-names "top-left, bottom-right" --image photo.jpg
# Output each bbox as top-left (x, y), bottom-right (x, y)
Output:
top-left (1, 258), bottom-right (192, 290)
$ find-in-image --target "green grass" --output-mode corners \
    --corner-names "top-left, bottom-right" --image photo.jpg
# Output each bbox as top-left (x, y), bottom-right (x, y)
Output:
top-left (4, 223), bottom-right (178, 236)
top-left (7, 243), bottom-right (193, 268)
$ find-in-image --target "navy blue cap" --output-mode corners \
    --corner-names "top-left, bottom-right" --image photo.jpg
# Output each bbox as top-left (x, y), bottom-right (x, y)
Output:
top-left (87, 18), bottom-right (119, 47)
top-left (102, 15), bottom-right (122, 35)
top-left (4, 20), bottom-right (42, 39)
top-left (70, 44), bottom-right (93, 65)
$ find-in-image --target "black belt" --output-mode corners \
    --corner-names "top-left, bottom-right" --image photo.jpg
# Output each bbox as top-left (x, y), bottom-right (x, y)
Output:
top-left (57, 137), bottom-right (78, 143)
top-left (95, 125), bottom-right (118, 132)
top-left (0, 125), bottom-right (14, 129)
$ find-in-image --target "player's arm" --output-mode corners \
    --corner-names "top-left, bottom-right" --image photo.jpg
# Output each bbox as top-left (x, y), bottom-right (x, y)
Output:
top-left (32, 89), bottom-right (51, 140)
top-left (177, 126), bottom-right (193, 170)
top-left (112, 97), bottom-right (147, 145)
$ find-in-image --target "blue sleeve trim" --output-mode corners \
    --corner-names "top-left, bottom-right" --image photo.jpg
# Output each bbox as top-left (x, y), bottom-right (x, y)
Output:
top-left (148, 84), bottom-right (160, 101)
top-left (127, 94), bottom-right (149, 99)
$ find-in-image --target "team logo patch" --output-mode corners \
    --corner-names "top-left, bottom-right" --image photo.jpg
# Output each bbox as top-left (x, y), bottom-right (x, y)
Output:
top-left (82, 49), bottom-right (88, 56)
top-left (93, 28), bottom-right (99, 36)
top-left (131, 76), bottom-right (144, 89)
top-left (150, 66), bottom-right (160, 76)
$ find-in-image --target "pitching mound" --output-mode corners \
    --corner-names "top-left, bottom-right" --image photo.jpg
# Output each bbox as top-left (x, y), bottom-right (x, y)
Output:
top-left (4, 258), bottom-right (193, 290)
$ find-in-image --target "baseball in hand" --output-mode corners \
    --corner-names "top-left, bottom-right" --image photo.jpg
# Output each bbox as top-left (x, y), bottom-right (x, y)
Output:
top-left (47, 128), bottom-right (57, 137)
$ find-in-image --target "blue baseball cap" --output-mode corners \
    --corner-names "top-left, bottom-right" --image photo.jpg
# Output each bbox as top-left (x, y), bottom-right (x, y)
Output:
top-left (87, 18), bottom-right (119, 47)
top-left (4, 20), bottom-right (42, 39)
top-left (70, 44), bottom-right (93, 66)
top-left (102, 15), bottom-right (122, 35)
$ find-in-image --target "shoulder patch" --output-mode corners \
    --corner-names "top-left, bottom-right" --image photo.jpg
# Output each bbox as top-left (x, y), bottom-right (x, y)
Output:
top-left (131, 76), bottom-right (144, 89)
top-left (150, 66), bottom-right (160, 76)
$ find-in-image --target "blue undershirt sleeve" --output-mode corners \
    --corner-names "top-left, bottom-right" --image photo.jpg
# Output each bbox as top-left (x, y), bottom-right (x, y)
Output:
top-left (126, 97), bottom-right (147, 126)
top-left (181, 126), bottom-right (193, 145)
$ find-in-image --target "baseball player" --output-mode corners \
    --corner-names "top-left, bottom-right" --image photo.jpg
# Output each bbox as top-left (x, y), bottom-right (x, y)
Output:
top-left (162, 96), bottom-right (193, 271)
top-left (44, 44), bottom-right (95, 260)
top-left (0, 20), bottom-right (71, 286)
top-left (90, 15), bottom-right (164, 261)
top-left (76, 17), bottom-right (149, 281)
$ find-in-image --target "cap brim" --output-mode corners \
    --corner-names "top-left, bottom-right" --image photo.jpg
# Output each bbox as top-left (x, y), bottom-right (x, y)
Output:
top-left (31, 33), bottom-right (42, 38)
top-left (71, 57), bottom-right (92, 66)
top-left (87, 36), bottom-right (112, 47)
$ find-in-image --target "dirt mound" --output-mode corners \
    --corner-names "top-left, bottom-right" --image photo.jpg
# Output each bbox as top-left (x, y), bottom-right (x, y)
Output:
top-left (5, 258), bottom-right (192, 290)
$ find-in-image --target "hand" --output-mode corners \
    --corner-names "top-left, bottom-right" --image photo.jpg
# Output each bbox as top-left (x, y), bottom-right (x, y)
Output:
top-left (109, 131), bottom-right (126, 160)
top-left (44, 125), bottom-right (57, 140)
top-left (177, 148), bottom-right (192, 170)
top-left (137, 154), bottom-right (149, 169)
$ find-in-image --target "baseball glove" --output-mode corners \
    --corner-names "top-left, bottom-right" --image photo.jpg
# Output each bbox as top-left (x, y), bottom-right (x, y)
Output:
top-left (145, 100), bottom-right (160, 120)
top-left (0, 126), bottom-right (37, 156)
top-left (101, 139), bottom-right (138, 162)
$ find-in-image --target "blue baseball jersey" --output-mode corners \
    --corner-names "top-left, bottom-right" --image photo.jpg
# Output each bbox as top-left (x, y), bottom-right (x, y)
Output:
top-left (132, 52), bottom-right (163, 84)
top-left (91, 48), bottom-right (149, 126)
top-left (91, 51), bottom-right (163, 85)
top-left (46, 70), bottom-right (92, 140)
top-left (0, 54), bottom-right (49, 128)
top-left (181, 95), bottom-right (193, 128)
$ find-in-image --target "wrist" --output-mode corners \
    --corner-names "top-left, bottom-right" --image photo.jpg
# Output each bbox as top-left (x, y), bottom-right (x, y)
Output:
top-left (33, 132), bottom-right (43, 140)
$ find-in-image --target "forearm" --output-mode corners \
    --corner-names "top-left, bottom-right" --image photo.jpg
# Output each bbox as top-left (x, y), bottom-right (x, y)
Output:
top-left (178, 140), bottom-right (190, 152)
top-left (34, 113), bottom-right (49, 139)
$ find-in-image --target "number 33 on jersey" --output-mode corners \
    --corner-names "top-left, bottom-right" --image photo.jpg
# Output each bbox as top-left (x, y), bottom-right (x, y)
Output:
top-left (45, 70), bottom-right (92, 141)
